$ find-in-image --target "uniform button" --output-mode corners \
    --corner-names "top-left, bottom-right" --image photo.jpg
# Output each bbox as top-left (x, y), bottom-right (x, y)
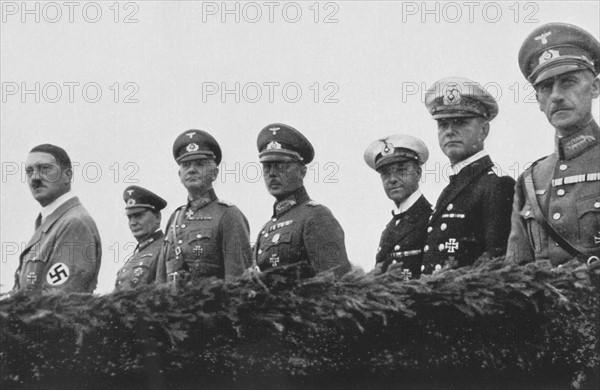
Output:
top-left (196, 234), bottom-right (202, 238)
top-left (421, 265), bottom-right (425, 271)
top-left (438, 243), bottom-right (445, 252)
top-left (559, 164), bottom-right (567, 171)
top-left (181, 224), bottom-right (186, 229)
top-left (555, 242), bottom-right (560, 247)
top-left (272, 218), bottom-right (277, 222)
top-left (424, 245), bottom-right (429, 252)
top-left (595, 202), bottom-right (600, 208)
top-left (557, 189), bottom-right (565, 196)
top-left (394, 245), bottom-right (400, 251)
top-left (435, 264), bottom-right (442, 271)
top-left (264, 233), bottom-right (268, 237)
top-left (258, 249), bottom-right (262, 254)
top-left (553, 213), bottom-right (561, 220)
top-left (427, 226), bottom-right (433, 233)
top-left (178, 240), bottom-right (183, 244)
top-left (447, 204), bottom-right (453, 211)
top-left (440, 223), bottom-right (447, 231)
top-left (525, 210), bottom-right (531, 217)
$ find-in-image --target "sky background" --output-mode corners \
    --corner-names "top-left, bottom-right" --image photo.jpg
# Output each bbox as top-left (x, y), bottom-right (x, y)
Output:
top-left (1, 0), bottom-right (599, 294)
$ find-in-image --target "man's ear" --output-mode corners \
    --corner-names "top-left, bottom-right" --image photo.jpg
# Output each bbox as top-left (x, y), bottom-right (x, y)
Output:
top-left (299, 164), bottom-right (307, 179)
top-left (212, 166), bottom-right (219, 182)
top-left (481, 121), bottom-right (490, 140)
top-left (591, 77), bottom-right (600, 99)
top-left (64, 167), bottom-right (73, 183)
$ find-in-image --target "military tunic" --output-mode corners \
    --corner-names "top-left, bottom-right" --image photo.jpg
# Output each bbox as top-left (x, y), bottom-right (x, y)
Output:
top-left (115, 230), bottom-right (163, 290)
top-left (422, 156), bottom-right (515, 274)
top-left (255, 186), bottom-right (351, 277)
top-left (506, 120), bottom-right (600, 266)
top-left (14, 197), bottom-right (102, 294)
top-left (376, 195), bottom-right (432, 278)
top-left (156, 189), bottom-right (251, 284)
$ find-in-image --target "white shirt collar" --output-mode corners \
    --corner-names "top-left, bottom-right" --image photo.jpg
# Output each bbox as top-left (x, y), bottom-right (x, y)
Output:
top-left (451, 150), bottom-right (488, 176)
top-left (392, 188), bottom-right (422, 219)
top-left (41, 191), bottom-right (76, 222)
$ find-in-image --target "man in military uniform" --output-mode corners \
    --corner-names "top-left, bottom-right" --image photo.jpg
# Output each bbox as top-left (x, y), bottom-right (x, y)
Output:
top-left (253, 123), bottom-right (351, 277)
top-left (422, 78), bottom-right (515, 275)
top-left (506, 23), bottom-right (600, 267)
top-left (115, 186), bottom-right (167, 290)
top-left (155, 129), bottom-right (252, 286)
top-left (364, 134), bottom-right (432, 279)
top-left (13, 144), bottom-right (102, 294)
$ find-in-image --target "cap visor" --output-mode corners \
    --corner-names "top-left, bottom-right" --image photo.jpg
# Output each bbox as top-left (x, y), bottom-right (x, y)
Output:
top-left (259, 150), bottom-right (301, 163)
top-left (432, 112), bottom-right (482, 120)
top-left (125, 205), bottom-right (154, 214)
top-left (533, 64), bottom-right (588, 86)
top-left (177, 153), bottom-right (215, 163)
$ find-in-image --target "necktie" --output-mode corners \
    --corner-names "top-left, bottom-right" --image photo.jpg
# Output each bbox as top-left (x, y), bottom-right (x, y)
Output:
top-left (35, 213), bottom-right (42, 230)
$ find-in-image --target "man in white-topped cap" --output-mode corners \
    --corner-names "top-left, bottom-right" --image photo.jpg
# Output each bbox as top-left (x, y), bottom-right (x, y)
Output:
top-left (364, 134), bottom-right (432, 279)
top-left (421, 77), bottom-right (515, 275)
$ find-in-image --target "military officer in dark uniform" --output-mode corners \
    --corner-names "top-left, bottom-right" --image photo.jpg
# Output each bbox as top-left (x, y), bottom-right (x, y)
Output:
top-left (421, 77), bottom-right (515, 275)
top-left (115, 185), bottom-right (167, 290)
top-left (506, 23), bottom-right (600, 267)
top-left (253, 123), bottom-right (352, 277)
top-left (364, 134), bottom-right (432, 279)
top-left (155, 129), bottom-right (252, 286)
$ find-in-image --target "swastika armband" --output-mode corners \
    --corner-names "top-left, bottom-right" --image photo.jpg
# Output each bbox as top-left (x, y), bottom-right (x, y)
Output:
top-left (46, 262), bottom-right (70, 286)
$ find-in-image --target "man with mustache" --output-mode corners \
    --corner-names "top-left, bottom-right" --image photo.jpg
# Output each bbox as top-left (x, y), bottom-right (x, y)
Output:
top-left (421, 78), bottom-right (515, 275)
top-left (155, 130), bottom-right (251, 286)
top-left (506, 23), bottom-right (600, 267)
top-left (115, 185), bottom-right (166, 290)
top-left (364, 134), bottom-right (431, 279)
top-left (13, 144), bottom-right (102, 294)
top-left (253, 123), bottom-right (351, 277)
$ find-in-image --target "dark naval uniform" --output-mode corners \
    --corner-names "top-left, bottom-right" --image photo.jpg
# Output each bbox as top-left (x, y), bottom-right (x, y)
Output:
top-left (115, 230), bottom-right (163, 289)
top-left (507, 23), bottom-right (600, 266)
top-left (422, 156), bottom-right (515, 274)
top-left (255, 186), bottom-right (351, 277)
top-left (364, 133), bottom-right (432, 278)
top-left (422, 77), bottom-right (515, 274)
top-left (376, 195), bottom-right (432, 277)
top-left (156, 189), bottom-right (251, 283)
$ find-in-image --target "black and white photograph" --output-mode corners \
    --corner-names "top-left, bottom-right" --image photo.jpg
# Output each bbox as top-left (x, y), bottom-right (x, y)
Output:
top-left (1, 1), bottom-right (599, 389)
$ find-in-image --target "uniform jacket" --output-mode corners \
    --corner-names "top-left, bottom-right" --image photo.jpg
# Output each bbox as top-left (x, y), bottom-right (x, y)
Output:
top-left (114, 230), bottom-right (163, 290)
top-left (506, 120), bottom-right (600, 266)
top-left (13, 197), bottom-right (102, 293)
top-left (255, 186), bottom-right (351, 277)
top-left (422, 155), bottom-right (515, 274)
top-left (156, 189), bottom-right (251, 284)
top-left (376, 195), bottom-right (432, 278)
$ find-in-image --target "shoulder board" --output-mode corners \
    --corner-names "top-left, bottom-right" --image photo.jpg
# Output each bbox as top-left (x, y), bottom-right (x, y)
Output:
top-left (524, 154), bottom-right (551, 175)
top-left (306, 200), bottom-right (320, 207)
top-left (217, 199), bottom-right (233, 207)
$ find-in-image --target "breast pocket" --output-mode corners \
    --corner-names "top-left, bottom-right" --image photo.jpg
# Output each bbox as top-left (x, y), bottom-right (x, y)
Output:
top-left (519, 204), bottom-right (544, 254)
top-left (262, 231), bottom-right (293, 251)
top-left (576, 196), bottom-right (600, 248)
top-left (188, 228), bottom-right (215, 257)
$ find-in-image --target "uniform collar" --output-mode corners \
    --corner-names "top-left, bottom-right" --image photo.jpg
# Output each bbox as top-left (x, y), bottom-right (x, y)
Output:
top-left (555, 120), bottom-right (599, 160)
top-left (188, 188), bottom-right (217, 211)
top-left (392, 189), bottom-right (423, 216)
top-left (136, 230), bottom-right (164, 251)
top-left (451, 150), bottom-right (489, 176)
top-left (41, 191), bottom-right (76, 222)
top-left (272, 186), bottom-right (310, 217)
